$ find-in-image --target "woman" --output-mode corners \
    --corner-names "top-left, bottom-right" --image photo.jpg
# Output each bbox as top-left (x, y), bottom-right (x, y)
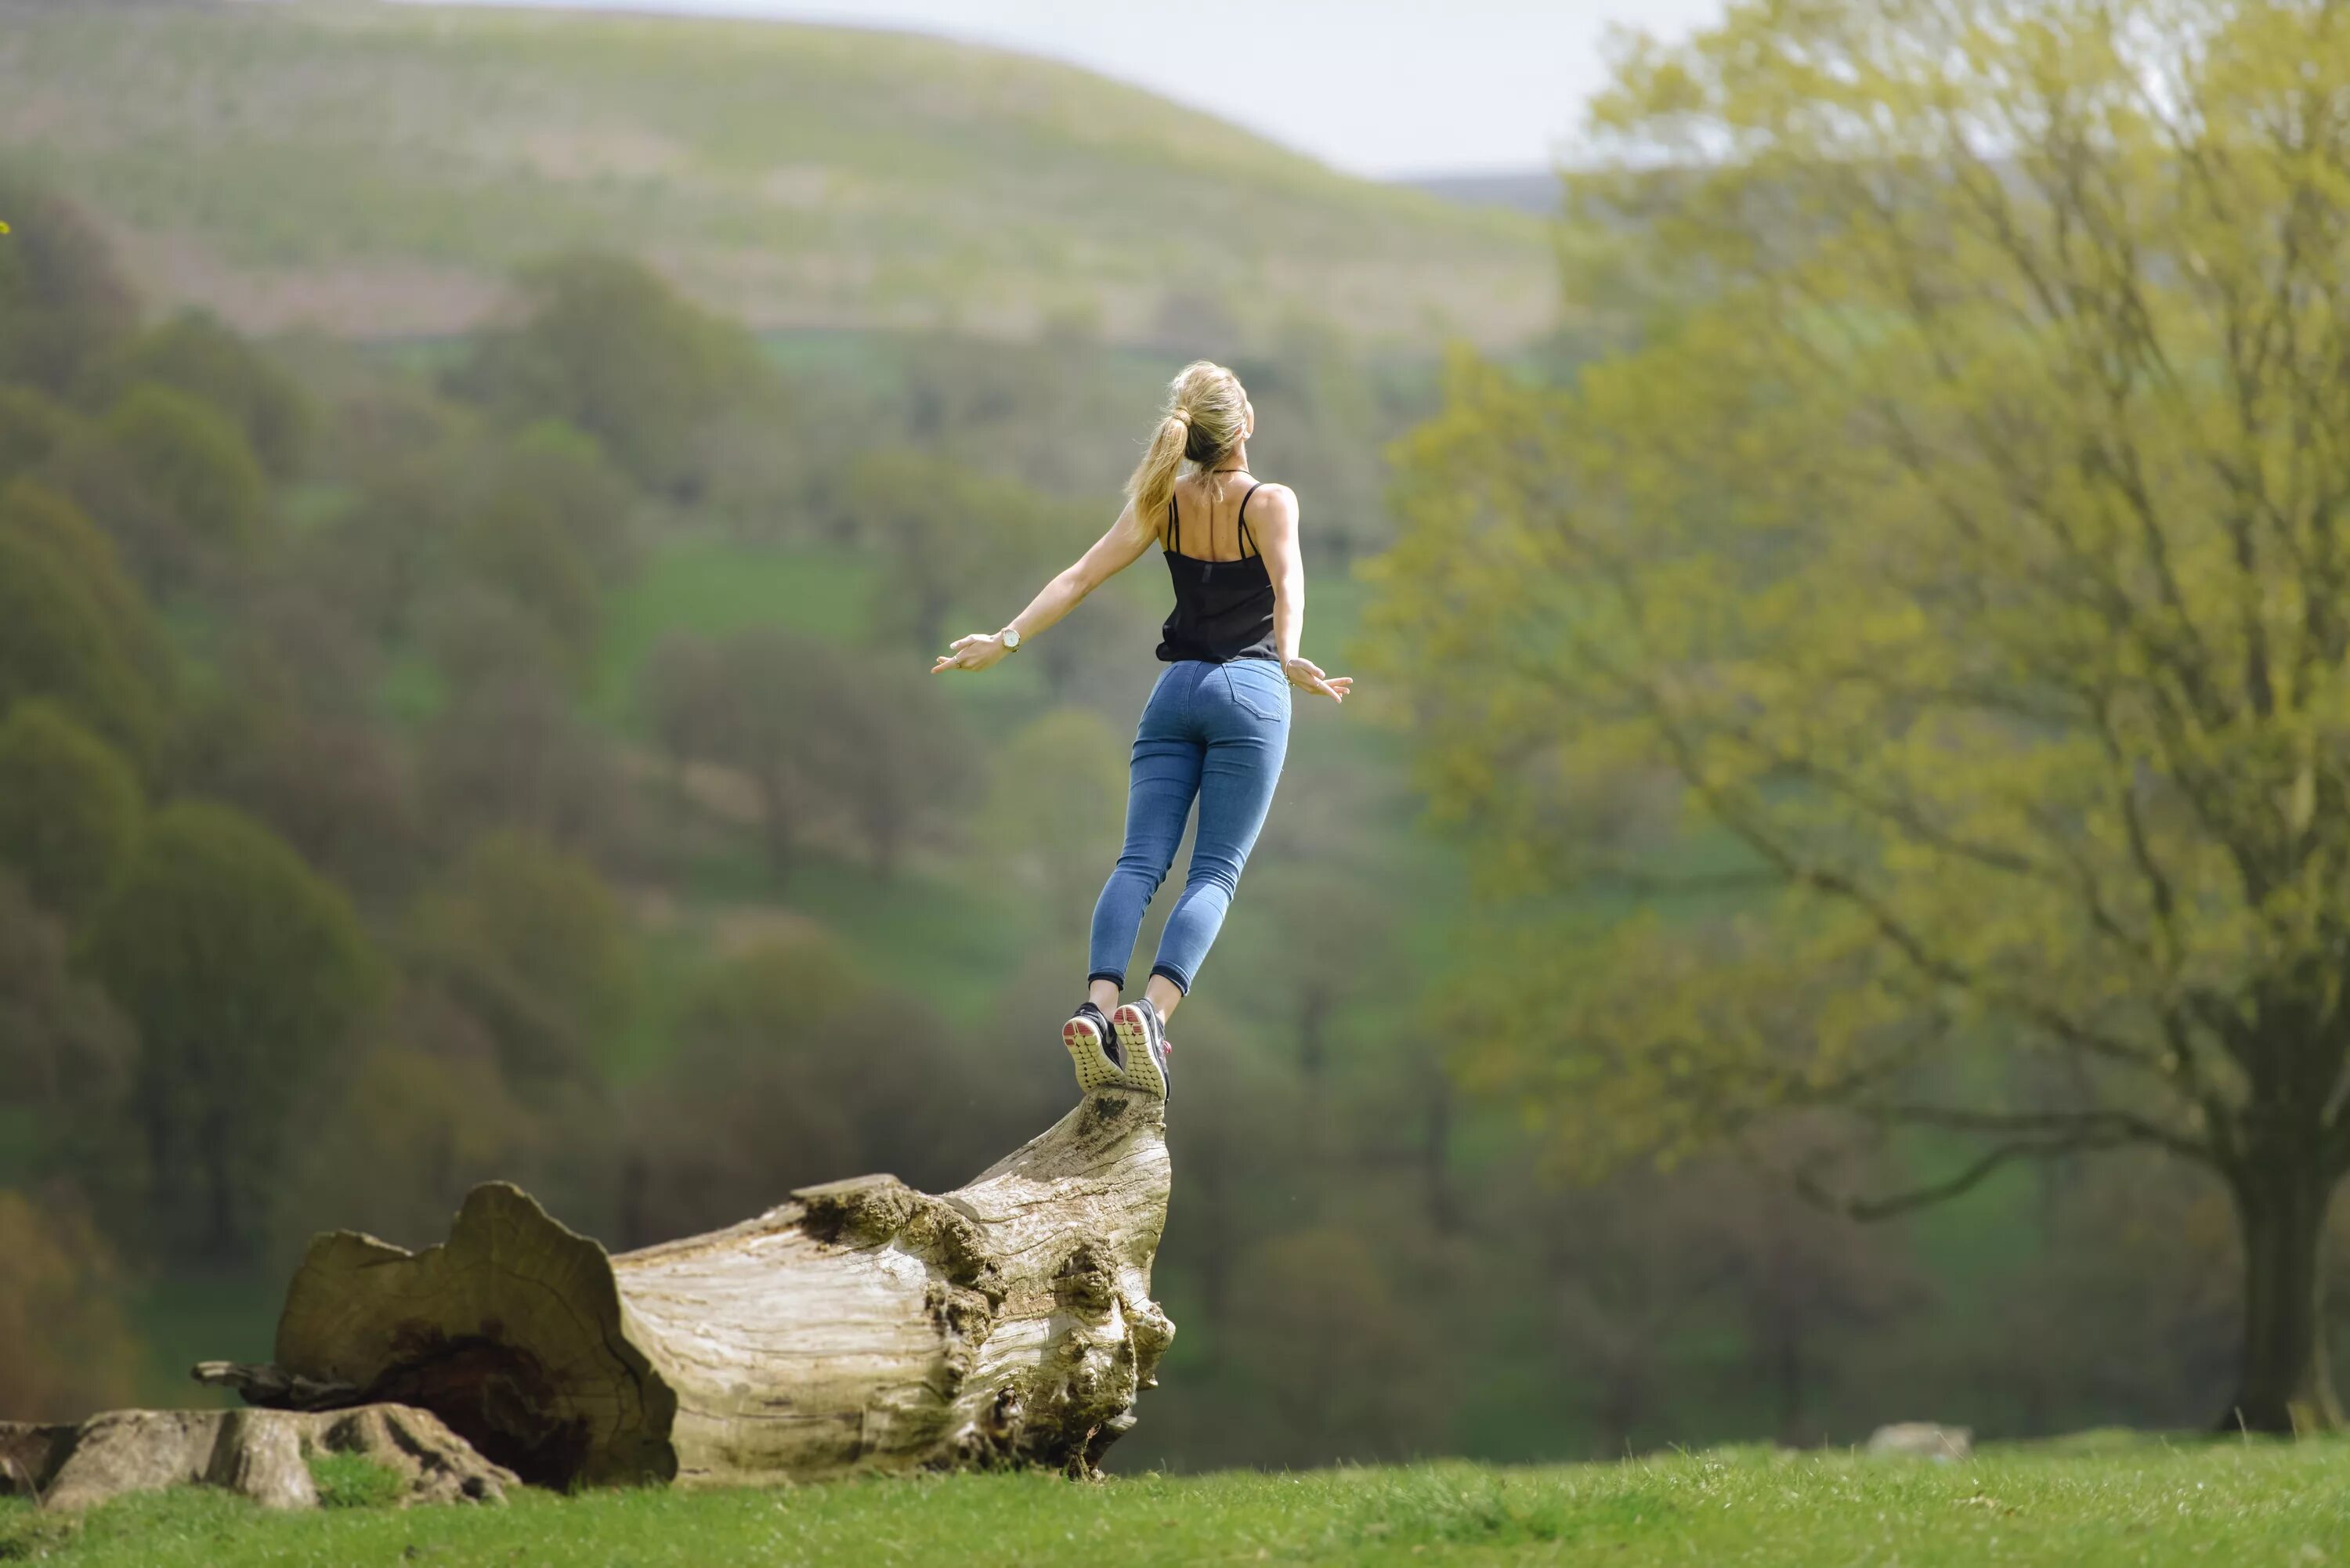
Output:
top-left (932, 359), bottom-right (1350, 1099)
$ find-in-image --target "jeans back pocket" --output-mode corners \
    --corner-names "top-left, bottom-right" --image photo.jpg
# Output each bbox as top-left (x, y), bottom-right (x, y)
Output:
top-left (1223, 662), bottom-right (1289, 723)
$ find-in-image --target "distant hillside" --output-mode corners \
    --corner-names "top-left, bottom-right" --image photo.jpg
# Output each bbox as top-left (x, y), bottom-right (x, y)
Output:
top-left (1403, 172), bottom-right (1563, 219)
top-left (0, 0), bottom-right (1556, 348)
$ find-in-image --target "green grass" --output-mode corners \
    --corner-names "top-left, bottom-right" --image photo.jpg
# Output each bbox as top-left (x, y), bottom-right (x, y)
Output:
top-left (3, 0), bottom-right (1553, 349)
top-left (7, 1442), bottom-right (2348, 1566)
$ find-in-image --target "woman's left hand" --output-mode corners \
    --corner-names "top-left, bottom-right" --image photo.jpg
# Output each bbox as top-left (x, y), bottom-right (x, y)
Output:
top-left (1284, 656), bottom-right (1353, 703)
top-left (932, 633), bottom-right (1012, 675)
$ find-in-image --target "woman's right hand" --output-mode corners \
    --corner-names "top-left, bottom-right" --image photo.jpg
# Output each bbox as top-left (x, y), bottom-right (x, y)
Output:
top-left (932, 633), bottom-right (1012, 675)
top-left (1284, 656), bottom-right (1352, 703)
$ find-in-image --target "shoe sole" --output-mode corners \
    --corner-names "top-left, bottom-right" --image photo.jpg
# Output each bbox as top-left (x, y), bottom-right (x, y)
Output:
top-left (1112, 1005), bottom-right (1166, 1098)
top-left (1062, 1016), bottom-right (1125, 1093)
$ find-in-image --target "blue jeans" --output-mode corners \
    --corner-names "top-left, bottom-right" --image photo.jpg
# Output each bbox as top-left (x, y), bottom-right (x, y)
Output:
top-left (1088, 658), bottom-right (1292, 995)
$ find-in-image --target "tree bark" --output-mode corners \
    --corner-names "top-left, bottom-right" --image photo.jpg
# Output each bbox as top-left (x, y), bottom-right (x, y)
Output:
top-left (201, 1087), bottom-right (1173, 1488)
top-left (1, 1404), bottom-right (517, 1512)
top-left (2223, 1156), bottom-right (2345, 1433)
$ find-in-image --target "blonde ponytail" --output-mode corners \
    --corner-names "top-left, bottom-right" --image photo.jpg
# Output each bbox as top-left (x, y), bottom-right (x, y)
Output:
top-left (1126, 360), bottom-right (1249, 546)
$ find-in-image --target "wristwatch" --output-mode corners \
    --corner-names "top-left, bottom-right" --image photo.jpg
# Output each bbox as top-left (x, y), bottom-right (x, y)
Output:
top-left (999, 626), bottom-right (1022, 652)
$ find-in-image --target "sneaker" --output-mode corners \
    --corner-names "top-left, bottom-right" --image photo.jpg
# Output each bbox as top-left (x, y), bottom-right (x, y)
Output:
top-left (1112, 999), bottom-right (1171, 1098)
top-left (1061, 1002), bottom-right (1126, 1093)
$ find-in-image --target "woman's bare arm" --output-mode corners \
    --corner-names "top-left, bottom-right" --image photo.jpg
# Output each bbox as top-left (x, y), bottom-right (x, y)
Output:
top-left (1247, 485), bottom-right (1351, 703)
top-left (931, 500), bottom-right (1158, 674)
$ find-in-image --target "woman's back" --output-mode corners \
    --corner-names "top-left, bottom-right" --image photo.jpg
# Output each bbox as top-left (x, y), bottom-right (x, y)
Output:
top-left (1162, 471), bottom-right (1269, 563)
top-left (1158, 471), bottom-right (1278, 664)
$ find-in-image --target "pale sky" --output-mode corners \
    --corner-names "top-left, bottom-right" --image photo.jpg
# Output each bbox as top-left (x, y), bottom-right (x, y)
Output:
top-left (393, 0), bottom-right (1731, 176)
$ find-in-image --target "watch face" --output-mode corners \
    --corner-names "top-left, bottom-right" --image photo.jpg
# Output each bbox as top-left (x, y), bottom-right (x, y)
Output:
top-left (1003, 628), bottom-right (1021, 649)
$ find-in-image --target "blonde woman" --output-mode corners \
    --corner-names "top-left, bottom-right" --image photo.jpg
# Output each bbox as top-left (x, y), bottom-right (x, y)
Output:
top-left (932, 360), bottom-right (1350, 1097)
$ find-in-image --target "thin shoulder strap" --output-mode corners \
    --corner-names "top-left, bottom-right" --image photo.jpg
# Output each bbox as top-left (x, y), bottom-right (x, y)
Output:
top-left (1166, 493), bottom-right (1180, 554)
top-left (1235, 482), bottom-right (1266, 559)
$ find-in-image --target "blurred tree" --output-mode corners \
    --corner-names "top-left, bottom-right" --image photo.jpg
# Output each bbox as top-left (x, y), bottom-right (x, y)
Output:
top-left (1369, 0), bottom-right (2350, 1432)
top-left (83, 801), bottom-right (381, 1265)
top-left (620, 935), bottom-right (970, 1246)
top-left (824, 660), bottom-right (964, 879)
top-left (0, 168), bottom-right (137, 394)
top-left (0, 702), bottom-right (143, 924)
top-left (1227, 1227), bottom-right (1452, 1465)
top-left (847, 449), bottom-right (1060, 656)
top-left (1224, 866), bottom-right (1396, 1085)
top-left (977, 708), bottom-right (1126, 933)
top-left (83, 381), bottom-right (271, 582)
top-left (1235, 320), bottom-right (1390, 566)
top-left (0, 1190), bottom-right (141, 1422)
top-left (418, 669), bottom-right (631, 859)
top-left (0, 528), bottom-right (162, 766)
top-left (85, 310), bottom-right (313, 479)
top-left (0, 385), bottom-right (81, 487)
top-left (448, 252), bottom-right (777, 500)
top-left (0, 481), bottom-right (170, 685)
top-left (407, 833), bottom-right (637, 1090)
top-left (0, 875), bottom-right (136, 1137)
top-left (638, 627), bottom-right (837, 886)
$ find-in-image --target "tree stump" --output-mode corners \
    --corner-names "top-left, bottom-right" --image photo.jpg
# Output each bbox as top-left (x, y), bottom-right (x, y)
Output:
top-left (0, 1404), bottom-right (518, 1511)
top-left (200, 1086), bottom-right (1173, 1488)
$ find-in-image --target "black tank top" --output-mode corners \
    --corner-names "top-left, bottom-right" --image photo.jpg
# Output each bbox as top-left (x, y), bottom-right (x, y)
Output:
top-left (1157, 481), bottom-right (1278, 665)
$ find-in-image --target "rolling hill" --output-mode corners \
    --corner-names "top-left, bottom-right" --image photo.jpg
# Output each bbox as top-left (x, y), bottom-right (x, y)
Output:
top-left (0, 0), bottom-right (1557, 348)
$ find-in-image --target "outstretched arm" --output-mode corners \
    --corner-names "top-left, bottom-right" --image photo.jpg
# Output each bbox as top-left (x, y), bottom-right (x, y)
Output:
top-left (1249, 486), bottom-right (1352, 703)
top-left (931, 500), bottom-right (1158, 675)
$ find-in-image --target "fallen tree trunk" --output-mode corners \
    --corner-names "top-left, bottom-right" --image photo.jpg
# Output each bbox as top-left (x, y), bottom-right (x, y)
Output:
top-left (199, 1086), bottom-right (1173, 1489)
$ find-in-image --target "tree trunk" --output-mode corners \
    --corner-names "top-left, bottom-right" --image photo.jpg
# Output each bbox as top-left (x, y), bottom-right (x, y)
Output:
top-left (199, 1087), bottom-right (1173, 1488)
top-left (2223, 1158), bottom-right (2345, 1433)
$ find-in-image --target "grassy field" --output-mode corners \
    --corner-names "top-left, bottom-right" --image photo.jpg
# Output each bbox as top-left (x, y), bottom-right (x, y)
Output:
top-left (5, 1440), bottom-right (2345, 1566)
top-left (0, 0), bottom-right (1553, 347)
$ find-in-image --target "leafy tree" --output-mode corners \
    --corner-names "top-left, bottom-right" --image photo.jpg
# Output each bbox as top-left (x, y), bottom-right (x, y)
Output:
top-left (448, 252), bottom-right (776, 500)
top-left (0, 385), bottom-right (81, 486)
top-left (846, 449), bottom-right (1065, 656)
top-left (82, 801), bottom-right (381, 1264)
top-left (0, 874), bottom-right (136, 1130)
top-left (86, 310), bottom-right (313, 478)
top-left (407, 833), bottom-right (637, 1089)
top-left (0, 529), bottom-right (161, 765)
top-left (978, 707), bottom-right (1127, 933)
top-left (0, 702), bottom-right (143, 923)
top-left (1369, 0), bottom-right (2350, 1431)
top-left (0, 481), bottom-right (168, 683)
top-left (0, 1190), bottom-right (141, 1422)
top-left (638, 627), bottom-right (841, 885)
top-left (98, 381), bottom-right (269, 555)
top-left (417, 669), bottom-right (631, 858)
top-left (822, 660), bottom-right (964, 878)
top-left (620, 936), bottom-right (968, 1246)
top-left (0, 168), bottom-right (137, 393)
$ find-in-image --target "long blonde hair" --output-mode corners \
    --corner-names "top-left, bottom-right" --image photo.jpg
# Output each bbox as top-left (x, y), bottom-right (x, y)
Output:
top-left (1126, 360), bottom-right (1248, 545)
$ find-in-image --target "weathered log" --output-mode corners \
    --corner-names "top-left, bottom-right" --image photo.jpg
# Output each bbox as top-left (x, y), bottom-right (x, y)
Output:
top-left (0, 1404), bottom-right (517, 1511)
top-left (207, 1086), bottom-right (1173, 1488)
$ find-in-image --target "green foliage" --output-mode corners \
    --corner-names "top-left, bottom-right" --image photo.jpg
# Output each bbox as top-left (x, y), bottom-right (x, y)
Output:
top-left (82, 801), bottom-right (381, 1264)
top-left (0, 528), bottom-right (161, 766)
top-left (0, 166), bottom-right (136, 393)
top-left (88, 310), bottom-right (313, 479)
top-left (303, 1452), bottom-right (403, 1511)
top-left (0, 384), bottom-right (81, 486)
top-left (0, 482), bottom-right (167, 683)
top-left (450, 253), bottom-right (775, 500)
top-left (0, 1189), bottom-right (140, 1424)
top-left (978, 707), bottom-right (1126, 932)
top-left (408, 833), bottom-right (637, 1086)
top-left (1369, 0), bottom-right (2350, 1429)
top-left (98, 382), bottom-right (269, 554)
top-left (0, 701), bottom-right (143, 923)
